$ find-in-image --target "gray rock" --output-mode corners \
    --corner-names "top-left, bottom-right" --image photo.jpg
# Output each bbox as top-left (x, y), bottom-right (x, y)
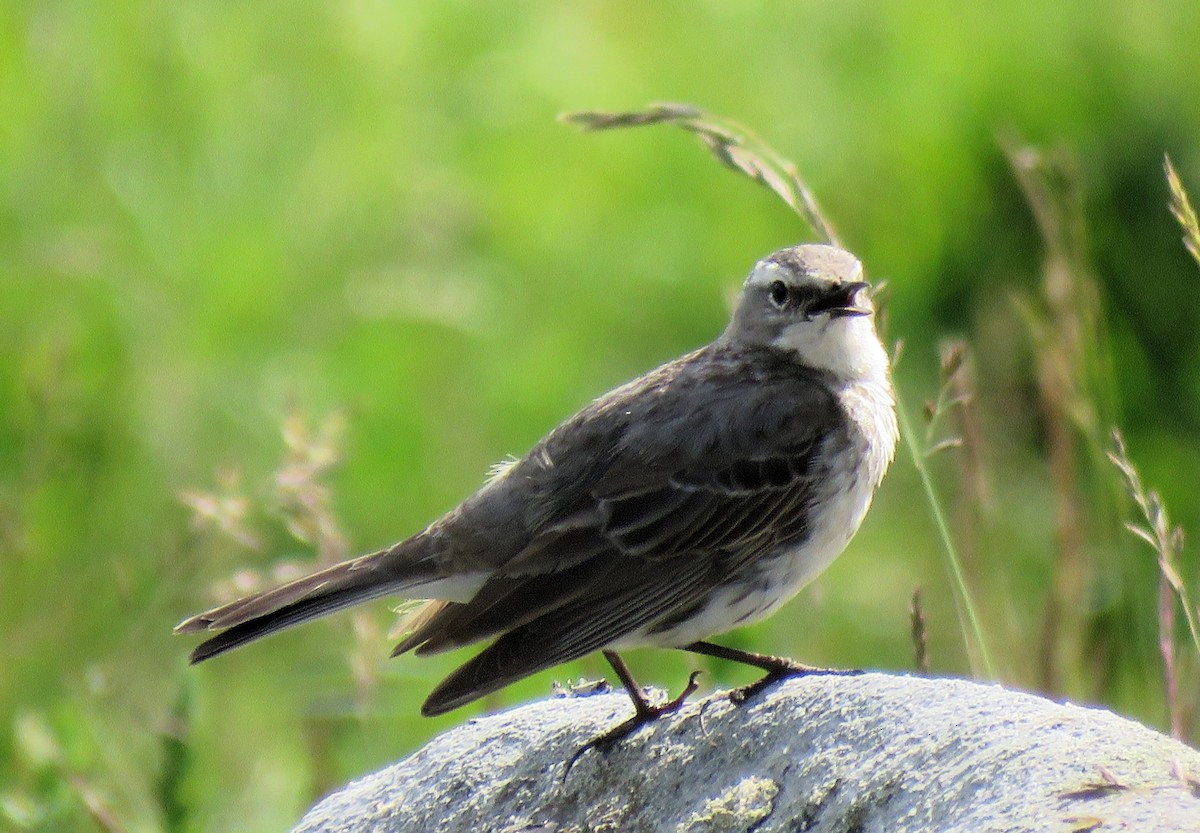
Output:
top-left (293, 673), bottom-right (1200, 833)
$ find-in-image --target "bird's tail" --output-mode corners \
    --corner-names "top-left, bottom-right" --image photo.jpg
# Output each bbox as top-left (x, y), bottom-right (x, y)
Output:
top-left (175, 540), bottom-right (440, 664)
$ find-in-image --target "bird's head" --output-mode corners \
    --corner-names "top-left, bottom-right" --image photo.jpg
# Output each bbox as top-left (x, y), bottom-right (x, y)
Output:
top-left (724, 244), bottom-right (889, 383)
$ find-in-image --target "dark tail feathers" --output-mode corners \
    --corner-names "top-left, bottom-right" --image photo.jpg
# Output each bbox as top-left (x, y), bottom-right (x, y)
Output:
top-left (176, 547), bottom-right (429, 664)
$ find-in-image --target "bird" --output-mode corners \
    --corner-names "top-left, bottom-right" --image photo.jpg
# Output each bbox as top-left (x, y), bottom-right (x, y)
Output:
top-left (176, 243), bottom-right (897, 750)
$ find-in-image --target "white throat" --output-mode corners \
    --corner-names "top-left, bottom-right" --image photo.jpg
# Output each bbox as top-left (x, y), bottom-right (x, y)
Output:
top-left (773, 314), bottom-right (891, 387)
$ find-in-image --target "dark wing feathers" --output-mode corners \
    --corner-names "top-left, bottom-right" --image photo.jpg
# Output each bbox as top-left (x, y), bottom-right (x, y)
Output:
top-left (396, 553), bottom-right (620, 656)
top-left (421, 554), bottom-right (726, 716)
top-left (591, 440), bottom-right (819, 559)
top-left (604, 485), bottom-right (696, 536)
top-left (606, 488), bottom-right (712, 555)
top-left (403, 356), bottom-right (840, 711)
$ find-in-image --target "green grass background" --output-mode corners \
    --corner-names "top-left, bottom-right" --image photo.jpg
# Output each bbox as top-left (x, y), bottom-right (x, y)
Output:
top-left (3, 1), bottom-right (1200, 830)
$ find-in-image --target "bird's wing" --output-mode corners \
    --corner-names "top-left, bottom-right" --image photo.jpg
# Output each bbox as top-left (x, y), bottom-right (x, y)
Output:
top-left (396, 345), bottom-right (845, 663)
top-left (420, 552), bottom-right (727, 715)
top-left (511, 343), bottom-right (843, 568)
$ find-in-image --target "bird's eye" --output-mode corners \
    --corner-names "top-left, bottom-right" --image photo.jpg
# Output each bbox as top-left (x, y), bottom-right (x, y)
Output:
top-left (768, 281), bottom-right (789, 309)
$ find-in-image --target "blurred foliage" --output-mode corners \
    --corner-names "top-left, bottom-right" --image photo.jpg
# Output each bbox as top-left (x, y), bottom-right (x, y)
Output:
top-left (2, 1), bottom-right (1200, 831)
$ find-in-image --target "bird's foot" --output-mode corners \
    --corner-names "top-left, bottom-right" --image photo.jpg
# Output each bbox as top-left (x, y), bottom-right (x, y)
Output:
top-left (563, 670), bottom-right (701, 778)
top-left (729, 659), bottom-right (863, 705)
top-left (678, 641), bottom-right (862, 706)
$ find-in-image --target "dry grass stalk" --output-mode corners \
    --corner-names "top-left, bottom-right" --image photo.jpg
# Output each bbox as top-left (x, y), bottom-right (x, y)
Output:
top-left (1108, 429), bottom-right (1200, 739)
top-left (1165, 154), bottom-right (1200, 268)
top-left (897, 358), bottom-right (995, 675)
top-left (939, 340), bottom-right (991, 515)
top-left (561, 103), bottom-right (840, 246)
top-left (902, 336), bottom-right (994, 675)
top-left (177, 469), bottom-right (262, 552)
top-left (273, 411), bottom-right (350, 566)
top-left (923, 339), bottom-right (991, 586)
top-left (922, 340), bottom-right (973, 458)
top-left (941, 340), bottom-right (993, 601)
top-left (1004, 137), bottom-right (1109, 696)
top-left (910, 586), bottom-right (929, 674)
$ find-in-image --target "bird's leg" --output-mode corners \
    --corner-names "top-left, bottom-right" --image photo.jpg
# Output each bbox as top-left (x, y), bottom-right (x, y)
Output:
top-left (681, 640), bottom-right (861, 704)
top-left (563, 651), bottom-right (701, 777)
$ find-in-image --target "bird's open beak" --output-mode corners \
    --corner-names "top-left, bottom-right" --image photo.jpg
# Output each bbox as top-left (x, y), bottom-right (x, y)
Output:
top-left (811, 281), bottom-right (872, 318)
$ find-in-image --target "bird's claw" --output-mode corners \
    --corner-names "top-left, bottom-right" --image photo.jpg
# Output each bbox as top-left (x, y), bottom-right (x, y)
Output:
top-left (562, 670), bottom-right (702, 779)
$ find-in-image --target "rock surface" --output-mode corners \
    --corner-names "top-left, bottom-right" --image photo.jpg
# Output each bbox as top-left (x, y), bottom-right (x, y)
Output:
top-left (293, 673), bottom-right (1200, 833)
